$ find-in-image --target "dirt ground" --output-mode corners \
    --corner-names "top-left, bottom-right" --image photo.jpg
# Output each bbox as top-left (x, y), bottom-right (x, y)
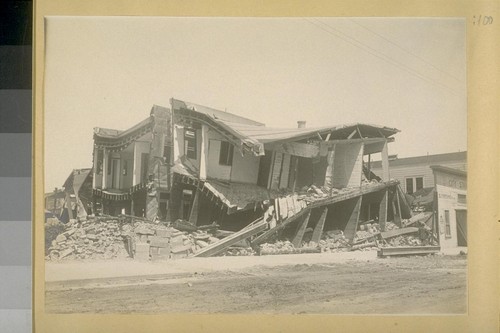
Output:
top-left (45, 254), bottom-right (466, 314)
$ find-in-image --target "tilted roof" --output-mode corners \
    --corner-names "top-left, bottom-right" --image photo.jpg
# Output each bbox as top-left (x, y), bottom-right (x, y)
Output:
top-left (172, 98), bottom-right (399, 156)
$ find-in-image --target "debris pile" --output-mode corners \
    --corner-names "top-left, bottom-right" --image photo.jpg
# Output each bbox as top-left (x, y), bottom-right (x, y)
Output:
top-left (259, 240), bottom-right (320, 255)
top-left (45, 215), bottom-right (253, 261)
top-left (45, 217), bottom-right (128, 261)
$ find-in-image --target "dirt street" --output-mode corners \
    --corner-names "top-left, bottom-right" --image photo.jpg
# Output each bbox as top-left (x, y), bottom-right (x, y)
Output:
top-left (45, 254), bottom-right (466, 314)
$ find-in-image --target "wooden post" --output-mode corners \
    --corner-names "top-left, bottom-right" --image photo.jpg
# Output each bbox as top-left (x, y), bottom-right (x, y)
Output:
top-left (379, 190), bottom-right (388, 231)
top-left (199, 125), bottom-right (208, 180)
top-left (343, 196), bottom-right (362, 242)
top-left (392, 193), bottom-right (401, 227)
top-left (311, 207), bottom-right (328, 243)
top-left (380, 141), bottom-right (389, 181)
top-left (102, 148), bottom-right (108, 189)
top-left (292, 210), bottom-right (311, 248)
top-left (189, 190), bottom-right (200, 225)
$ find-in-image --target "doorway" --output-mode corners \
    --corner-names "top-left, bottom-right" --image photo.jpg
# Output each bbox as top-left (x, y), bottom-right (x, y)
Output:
top-left (455, 209), bottom-right (467, 246)
top-left (111, 159), bottom-right (120, 189)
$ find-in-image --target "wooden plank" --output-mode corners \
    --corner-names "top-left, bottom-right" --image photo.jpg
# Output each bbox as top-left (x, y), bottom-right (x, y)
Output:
top-left (396, 187), bottom-right (402, 222)
top-left (252, 180), bottom-right (400, 245)
top-left (270, 152), bottom-right (283, 190)
top-left (343, 196), bottom-right (363, 242)
top-left (380, 227), bottom-right (419, 239)
top-left (279, 153), bottom-right (291, 188)
top-left (193, 219), bottom-right (268, 257)
top-left (251, 208), bottom-right (309, 246)
top-left (311, 207), bottom-right (328, 243)
top-left (279, 197), bottom-right (288, 220)
top-left (188, 189), bottom-right (200, 225)
top-left (404, 212), bottom-right (433, 227)
top-left (270, 142), bottom-right (320, 158)
top-left (379, 190), bottom-right (388, 231)
top-left (380, 141), bottom-right (389, 181)
top-left (286, 195), bottom-right (295, 216)
top-left (392, 194), bottom-right (401, 227)
top-left (378, 246), bottom-right (440, 257)
top-left (292, 211), bottom-right (311, 248)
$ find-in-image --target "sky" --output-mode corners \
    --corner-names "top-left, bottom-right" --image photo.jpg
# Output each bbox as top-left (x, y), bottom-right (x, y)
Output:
top-left (44, 17), bottom-right (466, 190)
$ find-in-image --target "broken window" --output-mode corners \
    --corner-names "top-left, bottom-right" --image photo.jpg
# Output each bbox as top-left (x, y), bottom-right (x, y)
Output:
top-left (184, 128), bottom-right (197, 160)
top-left (444, 210), bottom-right (451, 238)
top-left (219, 141), bottom-right (234, 166)
top-left (96, 149), bottom-right (104, 174)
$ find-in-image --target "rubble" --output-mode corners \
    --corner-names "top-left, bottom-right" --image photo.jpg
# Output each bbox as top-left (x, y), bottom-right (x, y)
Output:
top-left (45, 208), bottom-right (437, 261)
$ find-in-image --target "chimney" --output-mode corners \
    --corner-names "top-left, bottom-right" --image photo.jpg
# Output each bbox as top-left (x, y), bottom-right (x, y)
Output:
top-left (297, 121), bottom-right (306, 129)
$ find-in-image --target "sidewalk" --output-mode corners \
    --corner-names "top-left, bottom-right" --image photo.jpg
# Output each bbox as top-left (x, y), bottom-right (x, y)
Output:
top-left (45, 250), bottom-right (378, 282)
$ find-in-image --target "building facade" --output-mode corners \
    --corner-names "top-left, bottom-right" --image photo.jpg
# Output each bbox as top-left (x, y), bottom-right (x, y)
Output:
top-left (431, 165), bottom-right (467, 249)
top-left (370, 151), bottom-right (467, 194)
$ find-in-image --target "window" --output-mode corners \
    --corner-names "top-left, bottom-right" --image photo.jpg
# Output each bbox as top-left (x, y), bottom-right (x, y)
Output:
top-left (444, 210), bottom-right (451, 238)
top-left (122, 160), bottom-right (128, 176)
top-left (219, 141), bottom-right (234, 166)
top-left (406, 178), bottom-right (414, 194)
top-left (96, 149), bottom-right (104, 174)
top-left (458, 194), bottom-right (466, 204)
top-left (184, 129), bottom-right (197, 159)
top-left (405, 177), bottom-right (424, 194)
top-left (107, 155), bottom-right (112, 175)
top-left (416, 177), bottom-right (423, 191)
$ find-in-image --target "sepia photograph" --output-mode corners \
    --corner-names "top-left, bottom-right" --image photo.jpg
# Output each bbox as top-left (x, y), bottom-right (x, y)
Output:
top-left (43, 16), bottom-right (467, 314)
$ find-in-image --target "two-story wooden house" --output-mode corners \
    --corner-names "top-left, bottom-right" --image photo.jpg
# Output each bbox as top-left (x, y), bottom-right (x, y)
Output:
top-left (92, 98), bottom-right (412, 244)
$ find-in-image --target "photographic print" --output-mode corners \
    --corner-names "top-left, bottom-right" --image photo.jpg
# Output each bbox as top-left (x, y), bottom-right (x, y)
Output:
top-left (43, 16), bottom-right (467, 314)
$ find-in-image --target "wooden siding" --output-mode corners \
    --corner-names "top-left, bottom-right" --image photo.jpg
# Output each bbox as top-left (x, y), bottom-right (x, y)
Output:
top-left (206, 139), bottom-right (231, 181)
top-left (231, 150), bottom-right (260, 184)
top-left (332, 142), bottom-right (364, 188)
top-left (371, 160), bottom-right (467, 193)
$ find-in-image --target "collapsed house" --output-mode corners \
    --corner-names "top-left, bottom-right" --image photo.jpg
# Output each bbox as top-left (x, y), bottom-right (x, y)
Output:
top-left (45, 168), bottom-right (93, 223)
top-left (90, 98), bottom-right (413, 255)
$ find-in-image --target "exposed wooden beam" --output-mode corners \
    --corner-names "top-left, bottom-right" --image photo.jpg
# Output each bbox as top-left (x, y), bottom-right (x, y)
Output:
top-left (292, 211), bottom-right (311, 248)
top-left (268, 142), bottom-right (320, 158)
top-left (343, 196), bottom-right (363, 242)
top-left (193, 219), bottom-right (268, 257)
top-left (347, 129), bottom-right (357, 139)
top-left (311, 207), bottom-right (328, 243)
top-left (379, 190), bottom-right (388, 231)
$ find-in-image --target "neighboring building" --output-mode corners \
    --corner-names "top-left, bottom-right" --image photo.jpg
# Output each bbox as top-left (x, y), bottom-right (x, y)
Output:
top-left (45, 168), bottom-right (93, 222)
top-left (431, 165), bottom-right (467, 249)
top-left (91, 98), bottom-right (412, 243)
top-left (370, 151), bottom-right (467, 194)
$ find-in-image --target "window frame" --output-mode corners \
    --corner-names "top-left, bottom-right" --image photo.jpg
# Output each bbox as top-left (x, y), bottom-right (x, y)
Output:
top-left (444, 210), bottom-right (451, 238)
top-left (184, 128), bottom-right (197, 160)
top-left (405, 176), bottom-right (424, 194)
top-left (219, 141), bottom-right (234, 166)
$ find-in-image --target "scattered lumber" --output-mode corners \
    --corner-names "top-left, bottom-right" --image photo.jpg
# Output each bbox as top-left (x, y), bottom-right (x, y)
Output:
top-left (377, 246), bottom-right (440, 257)
top-left (193, 218), bottom-right (268, 257)
top-left (380, 227), bottom-right (418, 239)
top-left (404, 212), bottom-right (433, 227)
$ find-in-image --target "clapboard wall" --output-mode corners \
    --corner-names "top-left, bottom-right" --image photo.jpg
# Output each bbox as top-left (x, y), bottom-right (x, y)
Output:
top-left (370, 152), bottom-right (467, 193)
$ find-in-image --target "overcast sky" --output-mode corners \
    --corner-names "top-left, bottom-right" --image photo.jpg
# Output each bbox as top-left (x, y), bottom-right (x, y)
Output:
top-left (44, 17), bottom-right (466, 190)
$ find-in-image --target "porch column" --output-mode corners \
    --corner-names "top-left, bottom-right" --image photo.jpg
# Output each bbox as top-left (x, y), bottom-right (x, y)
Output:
top-left (199, 124), bottom-right (208, 180)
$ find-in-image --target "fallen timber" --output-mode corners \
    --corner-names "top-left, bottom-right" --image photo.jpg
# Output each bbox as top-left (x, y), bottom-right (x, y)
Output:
top-left (377, 246), bottom-right (440, 257)
top-left (192, 218), bottom-right (268, 257)
top-left (251, 180), bottom-right (400, 246)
